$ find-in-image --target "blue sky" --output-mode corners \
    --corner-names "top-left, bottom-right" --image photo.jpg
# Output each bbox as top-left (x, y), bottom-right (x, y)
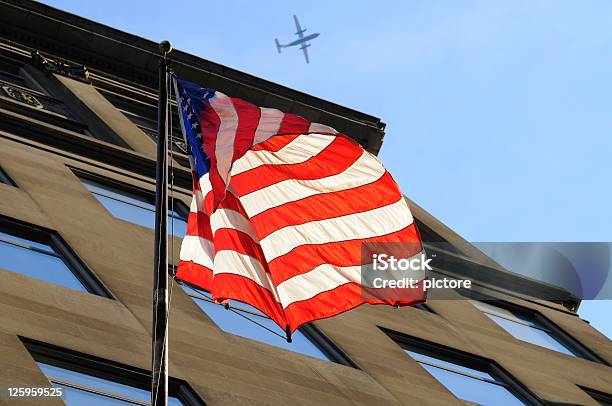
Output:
top-left (38, 0), bottom-right (611, 338)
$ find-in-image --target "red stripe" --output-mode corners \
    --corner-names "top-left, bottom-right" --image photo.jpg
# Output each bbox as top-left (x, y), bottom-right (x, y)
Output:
top-left (211, 273), bottom-right (287, 330)
top-left (176, 260), bottom-right (213, 292)
top-left (284, 280), bottom-right (426, 333)
top-left (199, 101), bottom-right (220, 172)
top-left (251, 133), bottom-right (300, 152)
top-left (232, 135), bottom-right (362, 196)
top-left (198, 101), bottom-right (226, 210)
top-left (249, 115), bottom-right (310, 152)
top-left (277, 113), bottom-right (311, 135)
top-left (203, 188), bottom-right (244, 215)
top-left (250, 171), bottom-right (401, 239)
top-left (268, 224), bottom-right (421, 284)
top-left (178, 262), bottom-right (287, 331)
top-left (186, 211), bottom-right (212, 239)
top-left (213, 228), bottom-right (267, 265)
top-left (230, 98), bottom-right (260, 163)
top-left (192, 172), bottom-right (201, 191)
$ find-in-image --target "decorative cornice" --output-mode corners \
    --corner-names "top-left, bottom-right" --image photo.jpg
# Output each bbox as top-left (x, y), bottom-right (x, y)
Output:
top-left (31, 50), bottom-right (90, 83)
top-left (0, 106), bottom-right (193, 190)
top-left (0, 1), bottom-right (385, 150)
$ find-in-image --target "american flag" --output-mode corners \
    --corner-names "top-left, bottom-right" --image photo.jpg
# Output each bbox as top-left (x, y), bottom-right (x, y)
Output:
top-left (173, 76), bottom-right (425, 335)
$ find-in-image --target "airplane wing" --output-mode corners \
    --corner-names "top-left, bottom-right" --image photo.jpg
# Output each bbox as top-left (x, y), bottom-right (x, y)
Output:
top-left (300, 43), bottom-right (310, 64)
top-left (293, 15), bottom-right (305, 40)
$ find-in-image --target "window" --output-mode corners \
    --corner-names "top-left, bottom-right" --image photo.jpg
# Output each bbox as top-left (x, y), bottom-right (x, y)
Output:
top-left (0, 165), bottom-right (16, 186)
top-left (182, 284), bottom-right (354, 365)
top-left (384, 331), bottom-right (540, 406)
top-left (0, 55), bottom-right (43, 90)
top-left (38, 362), bottom-right (184, 405)
top-left (415, 303), bottom-right (434, 312)
top-left (82, 178), bottom-right (187, 238)
top-left (473, 301), bottom-right (580, 357)
top-left (0, 220), bottom-right (107, 295)
top-left (26, 340), bottom-right (202, 405)
top-left (404, 350), bottom-right (527, 405)
top-left (582, 388), bottom-right (612, 406)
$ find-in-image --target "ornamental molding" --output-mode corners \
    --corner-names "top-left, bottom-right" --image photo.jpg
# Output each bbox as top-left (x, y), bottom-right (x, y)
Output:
top-left (0, 84), bottom-right (43, 109)
top-left (171, 137), bottom-right (189, 154)
top-left (31, 51), bottom-right (90, 82)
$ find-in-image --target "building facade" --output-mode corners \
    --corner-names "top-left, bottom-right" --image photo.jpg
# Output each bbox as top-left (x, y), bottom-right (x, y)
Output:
top-left (0, 1), bottom-right (610, 405)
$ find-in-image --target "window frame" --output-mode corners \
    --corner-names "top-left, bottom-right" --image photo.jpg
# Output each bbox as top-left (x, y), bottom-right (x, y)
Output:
top-left (76, 170), bottom-right (190, 234)
top-left (0, 216), bottom-right (111, 297)
top-left (580, 387), bottom-right (612, 406)
top-left (23, 338), bottom-right (204, 406)
top-left (382, 329), bottom-right (545, 406)
top-left (473, 299), bottom-right (607, 364)
top-left (181, 280), bottom-right (357, 368)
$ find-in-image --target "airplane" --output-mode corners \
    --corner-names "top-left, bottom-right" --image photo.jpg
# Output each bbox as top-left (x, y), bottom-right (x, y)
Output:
top-left (275, 15), bottom-right (320, 64)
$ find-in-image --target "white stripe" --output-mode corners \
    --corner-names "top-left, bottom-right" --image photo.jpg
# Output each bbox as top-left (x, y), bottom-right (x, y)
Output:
top-left (261, 198), bottom-right (413, 261)
top-left (213, 250), bottom-right (279, 299)
top-left (189, 192), bottom-right (199, 213)
top-left (277, 264), bottom-right (361, 308)
top-left (239, 150), bottom-right (385, 217)
top-left (307, 122), bottom-right (337, 135)
top-left (253, 108), bottom-right (284, 146)
top-left (189, 173), bottom-right (211, 214)
top-left (231, 133), bottom-right (336, 176)
top-left (198, 173), bottom-right (212, 198)
top-left (210, 208), bottom-right (260, 243)
top-left (276, 257), bottom-right (426, 309)
top-left (192, 173), bottom-right (241, 214)
top-left (209, 94), bottom-right (239, 185)
top-left (190, 189), bottom-right (204, 213)
top-left (180, 236), bottom-right (214, 269)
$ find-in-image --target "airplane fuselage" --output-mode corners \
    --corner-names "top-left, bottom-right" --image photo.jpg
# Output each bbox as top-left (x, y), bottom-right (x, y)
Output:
top-left (276, 15), bottom-right (318, 63)
top-left (287, 33), bottom-right (319, 47)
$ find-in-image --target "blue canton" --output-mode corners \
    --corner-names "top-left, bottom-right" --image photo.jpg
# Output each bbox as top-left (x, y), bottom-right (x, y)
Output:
top-left (173, 76), bottom-right (215, 179)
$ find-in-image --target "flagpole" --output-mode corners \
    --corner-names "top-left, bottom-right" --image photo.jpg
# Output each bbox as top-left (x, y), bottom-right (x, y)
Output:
top-left (152, 39), bottom-right (172, 406)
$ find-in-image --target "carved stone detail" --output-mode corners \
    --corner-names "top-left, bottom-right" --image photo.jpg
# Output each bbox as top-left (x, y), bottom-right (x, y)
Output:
top-left (172, 137), bottom-right (189, 154)
top-left (31, 51), bottom-right (90, 82)
top-left (1, 84), bottom-right (43, 108)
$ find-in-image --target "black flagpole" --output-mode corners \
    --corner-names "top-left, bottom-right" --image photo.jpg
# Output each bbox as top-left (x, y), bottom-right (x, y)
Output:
top-left (152, 40), bottom-right (172, 406)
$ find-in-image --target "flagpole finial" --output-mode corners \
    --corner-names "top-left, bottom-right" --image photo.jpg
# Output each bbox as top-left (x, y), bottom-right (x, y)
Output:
top-left (159, 40), bottom-right (173, 55)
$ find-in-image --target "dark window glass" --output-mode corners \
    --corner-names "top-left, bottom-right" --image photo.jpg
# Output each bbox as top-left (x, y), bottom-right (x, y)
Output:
top-left (83, 180), bottom-right (187, 238)
top-left (37, 362), bottom-right (183, 405)
top-left (0, 166), bottom-right (16, 186)
top-left (415, 303), bottom-right (433, 312)
top-left (182, 285), bottom-right (333, 362)
top-left (0, 57), bottom-right (32, 89)
top-left (0, 229), bottom-right (87, 292)
top-left (584, 388), bottom-right (612, 406)
top-left (405, 350), bottom-right (526, 405)
top-left (473, 301), bottom-right (578, 356)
